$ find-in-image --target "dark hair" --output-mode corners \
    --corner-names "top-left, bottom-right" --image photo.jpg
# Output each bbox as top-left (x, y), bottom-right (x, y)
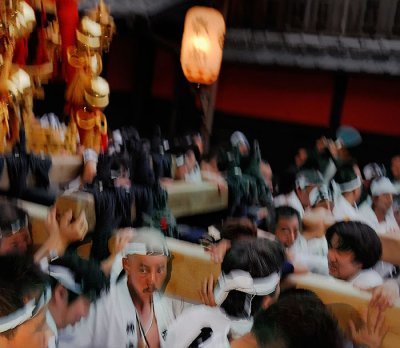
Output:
top-left (0, 202), bottom-right (28, 238)
top-left (334, 163), bottom-right (358, 185)
top-left (0, 254), bottom-right (49, 340)
top-left (220, 238), bottom-right (286, 318)
top-left (220, 218), bottom-right (257, 241)
top-left (252, 288), bottom-right (344, 348)
top-left (326, 221), bottom-right (382, 269)
top-left (272, 206), bottom-right (301, 234)
top-left (276, 167), bottom-right (297, 195)
top-left (49, 254), bottom-right (109, 304)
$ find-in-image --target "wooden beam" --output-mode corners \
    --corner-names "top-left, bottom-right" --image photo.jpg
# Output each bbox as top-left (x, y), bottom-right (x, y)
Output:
top-left (0, 155), bottom-right (82, 191)
top-left (286, 273), bottom-right (400, 348)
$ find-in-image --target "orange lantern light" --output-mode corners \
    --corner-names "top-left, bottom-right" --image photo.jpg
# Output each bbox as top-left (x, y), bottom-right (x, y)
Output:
top-left (180, 6), bottom-right (225, 85)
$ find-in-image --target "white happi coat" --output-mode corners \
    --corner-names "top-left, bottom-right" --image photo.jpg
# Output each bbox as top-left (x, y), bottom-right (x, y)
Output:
top-left (58, 277), bottom-right (190, 348)
top-left (166, 305), bottom-right (251, 348)
top-left (358, 201), bottom-right (399, 235)
top-left (332, 195), bottom-right (362, 222)
top-left (348, 269), bottom-right (383, 290)
top-left (291, 233), bottom-right (329, 275)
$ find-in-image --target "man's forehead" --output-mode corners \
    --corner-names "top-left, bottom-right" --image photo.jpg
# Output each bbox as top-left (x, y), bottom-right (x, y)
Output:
top-left (128, 254), bottom-right (168, 264)
top-left (277, 216), bottom-right (299, 226)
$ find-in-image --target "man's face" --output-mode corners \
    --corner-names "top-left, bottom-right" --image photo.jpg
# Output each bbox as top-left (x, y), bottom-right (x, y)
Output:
top-left (274, 216), bottom-right (300, 248)
top-left (315, 199), bottom-right (334, 212)
top-left (238, 142), bottom-right (249, 156)
top-left (260, 162), bottom-right (273, 192)
top-left (60, 294), bottom-right (90, 329)
top-left (0, 228), bottom-right (31, 256)
top-left (1, 308), bottom-right (51, 348)
top-left (328, 233), bottom-right (362, 281)
top-left (373, 193), bottom-right (393, 214)
top-left (297, 185), bottom-right (317, 208)
top-left (123, 254), bottom-right (168, 301)
top-left (391, 156), bottom-right (400, 179)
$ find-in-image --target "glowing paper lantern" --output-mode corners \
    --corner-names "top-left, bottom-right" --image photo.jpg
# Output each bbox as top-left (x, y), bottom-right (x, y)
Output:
top-left (180, 6), bottom-right (225, 85)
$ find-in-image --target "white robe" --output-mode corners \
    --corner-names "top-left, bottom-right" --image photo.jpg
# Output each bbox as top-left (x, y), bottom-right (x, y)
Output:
top-left (358, 202), bottom-right (399, 235)
top-left (46, 311), bottom-right (58, 348)
top-left (291, 234), bottom-right (329, 275)
top-left (358, 201), bottom-right (400, 278)
top-left (332, 195), bottom-right (362, 222)
top-left (165, 305), bottom-right (251, 348)
top-left (58, 277), bottom-right (190, 348)
top-left (349, 269), bottom-right (383, 289)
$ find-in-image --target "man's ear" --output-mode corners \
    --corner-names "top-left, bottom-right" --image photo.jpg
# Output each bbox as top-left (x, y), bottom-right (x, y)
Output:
top-left (54, 284), bottom-right (68, 304)
top-left (261, 295), bottom-right (274, 310)
top-left (122, 256), bottom-right (130, 273)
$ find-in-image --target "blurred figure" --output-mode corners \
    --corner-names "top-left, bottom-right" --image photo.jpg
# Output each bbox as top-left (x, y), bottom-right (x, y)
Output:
top-left (391, 155), bottom-right (400, 194)
top-left (0, 254), bottom-right (52, 348)
top-left (166, 238), bottom-right (285, 347)
top-left (246, 289), bottom-right (344, 348)
top-left (260, 160), bottom-right (273, 193)
top-left (63, 149), bottom-right (98, 194)
top-left (0, 202), bottom-right (31, 255)
top-left (359, 177), bottom-right (399, 235)
top-left (332, 164), bottom-right (363, 221)
top-left (47, 254), bottom-right (110, 345)
top-left (326, 221), bottom-right (383, 289)
top-left (230, 131), bottom-right (250, 157)
top-left (274, 169), bottom-right (324, 218)
top-left (58, 228), bottom-right (190, 348)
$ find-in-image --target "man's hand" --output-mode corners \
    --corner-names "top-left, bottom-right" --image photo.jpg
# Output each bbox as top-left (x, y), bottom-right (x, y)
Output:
top-left (207, 239), bottom-right (231, 264)
top-left (110, 228), bottom-right (135, 256)
top-left (101, 228), bottom-right (135, 276)
top-left (349, 302), bottom-right (389, 348)
top-left (59, 210), bottom-right (88, 244)
top-left (35, 208), bottom-right (88, 262)
top-left (199, 274), bottom-right (217, 307)
top-left (370, 280), bottom-right (400, 311)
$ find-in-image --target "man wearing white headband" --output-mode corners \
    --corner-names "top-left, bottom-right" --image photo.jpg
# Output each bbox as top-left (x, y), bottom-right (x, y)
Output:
top-left (0, 254), bottom-right (52, 348)
top-left (273, 206), bottom-right (329, 275)
top-left (359, 177), bottom-right (399, 235)
top-left (274, 169), bottom-right (324, 218)
top-left (47, 254), bottom-right (109, 347)
top-left (332, 163), bottom-right (363, 222)
top-left (230, 131), bottom-right (250, 156)
top-left (58, 228), bottom-right (190, 348)
top-left (358, 177), bottom-right (399, 280)
top-left (165, 238), bottom-right (285, 347)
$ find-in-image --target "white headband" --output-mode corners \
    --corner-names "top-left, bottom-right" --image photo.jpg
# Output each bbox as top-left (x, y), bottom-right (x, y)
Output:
top-left (371, 177), bottom-right (397, 196)
top-left (48, 265), bottom-right (82, 295)
top-left (123, 242), bottom-right (170, 257)
top-left (214, 270), bottom-right (280, 306)
top-left (0, 286), bottom-right (51, 333)
top-left (338, 176), bottom-right (362, 193)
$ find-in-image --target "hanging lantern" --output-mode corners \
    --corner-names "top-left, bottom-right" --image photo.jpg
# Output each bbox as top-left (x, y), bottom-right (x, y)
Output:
top-left (180, 6), bottom-right (225, 85)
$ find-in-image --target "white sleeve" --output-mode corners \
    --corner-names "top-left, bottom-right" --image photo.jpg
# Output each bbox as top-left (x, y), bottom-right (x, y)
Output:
top-left (294, 253), bottom-right (329, 275)
top-left (109, 253), bottom-right (124, 284)
top-left (165, 306), bottom-right (230, 348)
top-left (171, 297), bottom-right (193, 318)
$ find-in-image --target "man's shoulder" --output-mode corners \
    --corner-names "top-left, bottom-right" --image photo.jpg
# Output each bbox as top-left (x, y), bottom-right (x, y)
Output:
top-left (350, 269), bottom-right (383, 289)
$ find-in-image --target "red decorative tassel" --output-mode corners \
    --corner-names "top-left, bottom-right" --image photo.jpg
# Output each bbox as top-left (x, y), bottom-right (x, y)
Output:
top-left (13, 38), bottom-right (29, 65)
top-left (56, 0), bottom-right (78, 83)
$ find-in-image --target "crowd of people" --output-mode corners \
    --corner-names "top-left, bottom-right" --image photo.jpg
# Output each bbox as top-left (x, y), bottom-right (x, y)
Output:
top-left (0, 125), bottom-right (399, 348)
